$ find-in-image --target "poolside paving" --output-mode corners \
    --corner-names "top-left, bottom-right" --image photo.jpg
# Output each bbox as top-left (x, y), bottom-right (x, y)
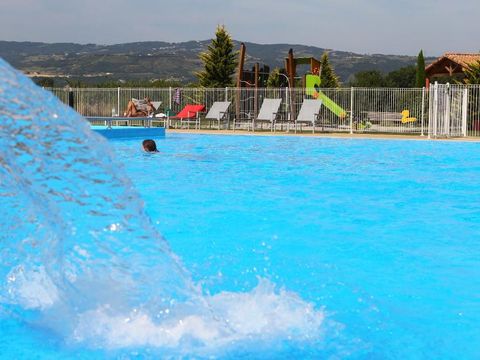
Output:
top-left (166, 129), bottom-right (480, 142)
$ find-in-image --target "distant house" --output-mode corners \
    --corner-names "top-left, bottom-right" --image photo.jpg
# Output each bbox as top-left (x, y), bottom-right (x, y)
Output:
top-left (425, 53), bottom-right (480, 87)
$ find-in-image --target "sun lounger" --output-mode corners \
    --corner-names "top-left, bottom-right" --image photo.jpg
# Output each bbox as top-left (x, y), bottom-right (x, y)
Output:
top-left (128, 98), bottom-right (162, 116)
top-left (204, 101), bottom-right (231, 129)
top-left (295, 99), bottom-right (323, 133)
top-left (169, 104), bottom-right (206, 129)
top-left (253, 98), bottom-right (282, 131)
top-left (151, 101), bottom-right (162, 112)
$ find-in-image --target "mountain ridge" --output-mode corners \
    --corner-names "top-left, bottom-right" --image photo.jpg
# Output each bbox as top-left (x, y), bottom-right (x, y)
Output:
top-left (0, 40), bottom-right (434, 84)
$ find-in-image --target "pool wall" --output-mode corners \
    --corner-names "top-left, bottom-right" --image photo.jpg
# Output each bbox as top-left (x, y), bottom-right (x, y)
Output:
top-left (92, 126), bottom-right (165, 139)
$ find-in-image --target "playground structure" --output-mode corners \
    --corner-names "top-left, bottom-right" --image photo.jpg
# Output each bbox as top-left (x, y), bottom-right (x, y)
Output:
top-left (236, 43), bottom-right (270, 88)
top-left (235, 43), bottom-right (271, 120)
top-left (285, 48), bottom-right (348, 121)
top-left (236, 44), bottom-right (347, 122)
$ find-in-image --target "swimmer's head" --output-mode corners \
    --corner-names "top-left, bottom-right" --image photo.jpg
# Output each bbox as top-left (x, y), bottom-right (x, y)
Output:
top-left (142, 139), bottom-right (158, 152)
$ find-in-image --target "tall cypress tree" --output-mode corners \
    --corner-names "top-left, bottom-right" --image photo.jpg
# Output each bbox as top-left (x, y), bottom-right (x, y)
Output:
top-left (319, 52), bottom-right (340, 88)
top-left (197, 26), bottom-right (238, 87)
top-left (416, 50), bottom-right (426, 88)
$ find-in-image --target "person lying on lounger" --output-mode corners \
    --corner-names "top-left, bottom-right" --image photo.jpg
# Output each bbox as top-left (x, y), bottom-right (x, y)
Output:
top-left (124, 97), bottom-right (155, 117)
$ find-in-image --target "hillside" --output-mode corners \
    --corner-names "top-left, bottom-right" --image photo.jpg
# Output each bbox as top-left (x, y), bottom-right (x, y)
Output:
top-left (0, 40), bottom-right (432, 85)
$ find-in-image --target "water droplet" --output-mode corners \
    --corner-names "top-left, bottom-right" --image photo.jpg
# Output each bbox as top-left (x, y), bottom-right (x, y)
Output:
top-left (108, 223), bottom-right (119, 231)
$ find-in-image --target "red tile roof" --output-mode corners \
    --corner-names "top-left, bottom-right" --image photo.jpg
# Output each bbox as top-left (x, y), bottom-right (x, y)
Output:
top-left (426, 53), bottom-right (480, 73)
top-left (442, 53), bottom-right (480, 67)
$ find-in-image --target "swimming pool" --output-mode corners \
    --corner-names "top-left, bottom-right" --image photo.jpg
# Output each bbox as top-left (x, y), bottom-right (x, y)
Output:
top-left (2, 58), bottom-right (480, 359)
top-left (107, 133), bottom-right (480, 358)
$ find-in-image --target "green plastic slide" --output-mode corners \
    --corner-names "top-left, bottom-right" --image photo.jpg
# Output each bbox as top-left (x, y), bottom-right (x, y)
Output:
top-left (305, 75), bottom-right (347, 118)
top-left (316, 90), bottom-right (347, 118)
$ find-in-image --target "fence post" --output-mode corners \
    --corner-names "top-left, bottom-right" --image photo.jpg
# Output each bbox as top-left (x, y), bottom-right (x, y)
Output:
top-left (421, 87), bottom-right (426, 136)
top-left (349, 87), bottom-right (354, 134)
top-left (116, 87), bottom-right (120, 116)
top-left (462, 87), bottom-right (469, 137)
top-left (289, 85), bottom-right (296, 123)
top-left (432, 82), bottom-right (439, 138)
top-left (68, 87), bottom-right (74, 109)
top-left (444, 83), bottom-right (451, 137)
top-left (427, 84), bottom-right (431, 139)
top-left (116, 87), bottom-right (120, 117)
top-left (225, 87), bottom-right (228, 102)
top-left (285, 87), bottom-right (289, 121)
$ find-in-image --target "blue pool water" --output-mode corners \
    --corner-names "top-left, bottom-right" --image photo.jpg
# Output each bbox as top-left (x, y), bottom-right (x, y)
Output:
top-left (1, 58), bottom-right (480, 359)
top-left (111, 134), bottom-right (480, 358)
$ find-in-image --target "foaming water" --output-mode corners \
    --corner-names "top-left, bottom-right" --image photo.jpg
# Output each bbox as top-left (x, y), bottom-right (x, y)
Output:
top-left (0, 60), bottom-right (325, 356)
top-left (73, 279), bottom-right (324, 350)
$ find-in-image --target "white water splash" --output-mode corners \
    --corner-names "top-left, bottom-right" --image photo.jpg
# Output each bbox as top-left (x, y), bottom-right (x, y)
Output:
top-left (73, 279), bottom-right (324, 351)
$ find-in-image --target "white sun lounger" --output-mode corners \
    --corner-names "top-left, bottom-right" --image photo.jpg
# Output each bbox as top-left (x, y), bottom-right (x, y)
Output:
top-left (295, 99), bottom-right (323, 133)
top-left (151, 101), bottom-right (162, 112)
top-left (205, 101), bottom-right (231, 129)
top-left (253, 98), bottom-right (282, 131)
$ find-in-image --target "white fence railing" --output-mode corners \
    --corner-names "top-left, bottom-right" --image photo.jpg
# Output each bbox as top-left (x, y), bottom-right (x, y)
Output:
top-left (45, 84), bottom-right (480, 137)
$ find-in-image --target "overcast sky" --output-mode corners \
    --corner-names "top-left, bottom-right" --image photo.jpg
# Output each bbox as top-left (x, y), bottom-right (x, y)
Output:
top-left (1, 0), bottom-right (479, 56)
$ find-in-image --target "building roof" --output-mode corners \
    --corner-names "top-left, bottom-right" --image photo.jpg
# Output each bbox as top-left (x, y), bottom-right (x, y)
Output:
top-left (442, 53), bottom-right (480, 67)
top-left (426, 53), bottom-right (480, 77)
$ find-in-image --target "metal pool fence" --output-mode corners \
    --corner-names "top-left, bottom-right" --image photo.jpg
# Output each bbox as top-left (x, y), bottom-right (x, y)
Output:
top-left (45, 84), bottom-right (480, 137)
top-left (465, 85), bottom-right (480, 137)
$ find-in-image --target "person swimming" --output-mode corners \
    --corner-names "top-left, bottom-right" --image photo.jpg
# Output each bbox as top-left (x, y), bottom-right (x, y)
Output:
top-left (142, 139), bottom-right (158, 152)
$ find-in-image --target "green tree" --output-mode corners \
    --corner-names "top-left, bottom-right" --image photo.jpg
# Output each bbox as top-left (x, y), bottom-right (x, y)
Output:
top-left (267, 68), bottom-right (288, 88)
top-left (197, 25), bottom-right (238, 87)
top-left (386, 65), bottom-right (416, 88)
top-left (319, 52), bottom-right (340, 88)
top-left (349, 70), bottom-right (386, 87)
top-left (65, 79), bottom-right (84, 88)
top-left (416, 50), bottom-right (426, 88)
top-left (462, 61), bottom-right (480, 84)
top-left (461, 61), bottom-right (480, 128)
top-left (33, 77), bottom-right (54, 88)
